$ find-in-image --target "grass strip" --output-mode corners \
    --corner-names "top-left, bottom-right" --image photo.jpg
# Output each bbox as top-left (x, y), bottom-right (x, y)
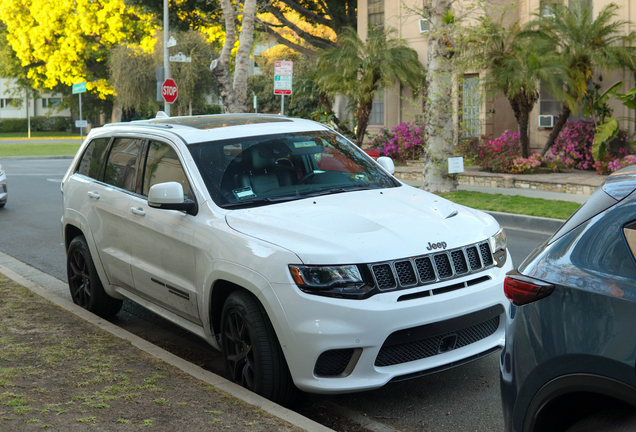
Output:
top-left (0, 143), bottom-right (81, 157)
top-left (439, 191), bottom-right (580, 220)
top-left (0, 132), bottom-right (79, 139)
top-left (0, 274), bottom-right (298, 431)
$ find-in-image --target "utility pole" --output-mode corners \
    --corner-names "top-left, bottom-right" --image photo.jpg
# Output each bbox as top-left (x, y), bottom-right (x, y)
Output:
top-left (163, 0), bottom-right (170, 117)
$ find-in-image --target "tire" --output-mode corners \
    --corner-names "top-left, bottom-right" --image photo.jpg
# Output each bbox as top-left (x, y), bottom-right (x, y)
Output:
top-left (566, 409), bottom-right (636, 432)
top-left (67, 236), bottom-right (123, 319)
top-left (221, 290), bottom-right (297, 406)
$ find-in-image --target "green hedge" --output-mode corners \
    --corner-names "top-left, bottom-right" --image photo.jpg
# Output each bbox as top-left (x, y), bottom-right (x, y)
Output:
top-left (0, 116), bottom-right (72, 132)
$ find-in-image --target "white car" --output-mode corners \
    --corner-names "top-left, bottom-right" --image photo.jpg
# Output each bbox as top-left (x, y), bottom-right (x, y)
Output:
top-left (0, 163), bottom-right (7, 208)
top-left (61, 114), bottom-right (512, 405)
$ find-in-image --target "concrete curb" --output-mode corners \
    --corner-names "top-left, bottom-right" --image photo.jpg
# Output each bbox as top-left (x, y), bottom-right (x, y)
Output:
top-left (485, 210), bottom-right (564, 235)
top-left (0, 260), bottom-right (334, 432)
top-left (0, 155), bottom-right (75, 160)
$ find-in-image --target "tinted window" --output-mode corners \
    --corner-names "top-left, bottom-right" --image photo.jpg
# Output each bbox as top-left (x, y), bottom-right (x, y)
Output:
top-left (103, 138), bottom-right (143, 192)
top-left (76, 137), bottom-right (111, 180)
top-left (142, 141), bottom-right (190, 198)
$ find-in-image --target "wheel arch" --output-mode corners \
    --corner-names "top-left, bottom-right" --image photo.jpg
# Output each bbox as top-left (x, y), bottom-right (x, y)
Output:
top-left (524, 374), bottom-right (636, 432)
top-left (64, 223), bottom-right (84, 252)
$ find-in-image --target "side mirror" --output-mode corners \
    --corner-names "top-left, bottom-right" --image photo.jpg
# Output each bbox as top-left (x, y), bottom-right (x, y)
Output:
top-left (377, 156), bottom-right (395, 175)
top-left (148, 182), bottom-right (197, 214)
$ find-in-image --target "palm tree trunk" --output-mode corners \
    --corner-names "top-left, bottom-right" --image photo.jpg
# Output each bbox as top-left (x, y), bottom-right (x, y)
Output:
top-left (318, 93), bottom-right (353, 136)
top-left (422, 0), bottom-right (457, 193)
top-left (355, 101), bottom-right (373, 147)
top-left (540, 105), bottom-right (571, 156)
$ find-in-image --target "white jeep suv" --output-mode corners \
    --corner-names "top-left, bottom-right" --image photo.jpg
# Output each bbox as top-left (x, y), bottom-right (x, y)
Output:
top-left (61, 114), bottom-right (511, 405)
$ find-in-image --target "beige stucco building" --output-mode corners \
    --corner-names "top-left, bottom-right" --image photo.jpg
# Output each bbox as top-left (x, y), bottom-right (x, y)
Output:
top-left (358, 0), bottom-right (636, 151)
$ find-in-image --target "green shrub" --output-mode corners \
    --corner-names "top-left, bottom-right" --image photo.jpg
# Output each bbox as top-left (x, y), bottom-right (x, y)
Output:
top-left (0, 117), bottom-right (71, 132)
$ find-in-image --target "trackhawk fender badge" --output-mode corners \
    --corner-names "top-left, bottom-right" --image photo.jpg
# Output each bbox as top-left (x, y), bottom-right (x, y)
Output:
top-left (427, 241), bottom-right (447, 251)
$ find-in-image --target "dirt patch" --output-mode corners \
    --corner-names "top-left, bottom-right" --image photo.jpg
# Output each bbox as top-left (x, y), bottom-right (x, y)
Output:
top-left (0, 275), bottom-right (300, 432)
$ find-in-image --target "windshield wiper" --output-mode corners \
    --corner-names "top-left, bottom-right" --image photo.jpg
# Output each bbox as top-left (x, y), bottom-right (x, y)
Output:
top-left (221, 196), bottom-right (301, 209)
top-left (304, 186), bottom-right (376, 198)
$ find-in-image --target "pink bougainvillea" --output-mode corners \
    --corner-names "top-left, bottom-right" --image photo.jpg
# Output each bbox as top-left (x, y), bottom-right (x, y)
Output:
top-left (369, 122), bottom-right (424, 163)
top-left (478, 130), bottom-right (524, 173)
top-left (608, 155), bottom-right (636, 172)
top-left (549, 120), bottom-right (595, 170)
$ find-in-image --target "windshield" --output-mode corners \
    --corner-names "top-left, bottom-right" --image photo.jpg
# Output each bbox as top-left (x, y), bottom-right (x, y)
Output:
top-left (187, 130), bottom-right (400, 208)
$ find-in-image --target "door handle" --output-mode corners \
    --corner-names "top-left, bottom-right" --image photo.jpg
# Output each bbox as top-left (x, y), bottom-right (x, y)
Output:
top-left (130, 207), bottom-right (146, 217)
top-left (87, 191), bottom-right (100, 199)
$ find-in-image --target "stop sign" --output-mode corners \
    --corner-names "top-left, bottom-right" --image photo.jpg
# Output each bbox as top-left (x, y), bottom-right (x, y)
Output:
top-left (162, 78), bottom-right (178, 104)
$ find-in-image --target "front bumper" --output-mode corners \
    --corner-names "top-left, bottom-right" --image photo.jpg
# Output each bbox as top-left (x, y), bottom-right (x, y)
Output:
top-left (271, 258), bottom-right (512, 394)
top-left (0, 176), bottom-right (7, 204)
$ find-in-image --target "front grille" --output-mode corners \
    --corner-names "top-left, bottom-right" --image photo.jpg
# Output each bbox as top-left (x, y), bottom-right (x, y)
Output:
top-left (314, 349), bottom-right (354, 376)
top-left (394, 260), bottom-right (417, 286)
top-left (370, 241), bottom-right (494, 291)
top-left (375, 315), bottom-right (500, 367)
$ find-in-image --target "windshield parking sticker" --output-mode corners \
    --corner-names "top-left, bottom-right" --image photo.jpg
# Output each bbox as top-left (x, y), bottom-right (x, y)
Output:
top-left (233, 187), bottom-right (257, 200)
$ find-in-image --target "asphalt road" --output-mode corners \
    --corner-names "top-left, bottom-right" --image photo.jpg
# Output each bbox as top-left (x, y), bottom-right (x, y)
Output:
top-left (0, 157), bottom-right (551, 432)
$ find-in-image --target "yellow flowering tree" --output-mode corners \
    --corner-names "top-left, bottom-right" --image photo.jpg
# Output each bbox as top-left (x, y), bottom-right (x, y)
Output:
top-left (0, 0), bottom-right (154, 120)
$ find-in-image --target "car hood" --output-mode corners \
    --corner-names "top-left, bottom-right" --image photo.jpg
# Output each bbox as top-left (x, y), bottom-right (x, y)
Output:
top-left (225, 186), bottom-right (500, 264)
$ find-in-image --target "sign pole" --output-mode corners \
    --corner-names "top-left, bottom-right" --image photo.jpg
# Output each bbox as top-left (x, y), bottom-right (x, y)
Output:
top-left (163, 0), bottom-right (170, 117)
top-left (79, 92), bottom-right (83, 141)
top-left (281, 95), bottom-right (284, 116)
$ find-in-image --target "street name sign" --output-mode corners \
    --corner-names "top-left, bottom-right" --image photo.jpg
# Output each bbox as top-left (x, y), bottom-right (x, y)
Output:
top-left (72, 82), bottom-right (86, 94)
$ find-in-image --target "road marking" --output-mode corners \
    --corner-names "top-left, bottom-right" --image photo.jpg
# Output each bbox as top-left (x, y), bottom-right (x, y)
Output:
top-left (47, 179), bottom-right (63, 183)
top-left (8, 173), bottom-right (66, 176)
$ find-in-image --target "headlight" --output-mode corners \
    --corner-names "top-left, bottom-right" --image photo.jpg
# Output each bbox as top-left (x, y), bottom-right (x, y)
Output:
top-left (490, 227), bottom-right (508, 268)
top-left (288, 265), bottom-right (372, 298)
top-left (490, 227), bottom-right (507, 252)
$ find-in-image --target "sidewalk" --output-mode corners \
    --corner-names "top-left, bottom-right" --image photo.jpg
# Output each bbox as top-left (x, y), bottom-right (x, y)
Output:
top-left (0, 261), bottom-right (332, 432)
top-left (396, 164), bottom-right (606, 205)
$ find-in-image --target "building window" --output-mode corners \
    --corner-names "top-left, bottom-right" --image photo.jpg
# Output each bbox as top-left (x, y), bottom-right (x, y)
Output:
top-left (539, 81), bottom-right (562, 116)
top-left (42, 97), bottom-right (62, 108)
top-left (0, 98), bottom-right (20, 109)
top-left (369, 91), bottom-right (385, 125)
top-left (540, 0), bottom-right (562, 17)
top-left (368, 0), bottom-right (384, 28)
top-left (462, 76), bottom-right (480, 138)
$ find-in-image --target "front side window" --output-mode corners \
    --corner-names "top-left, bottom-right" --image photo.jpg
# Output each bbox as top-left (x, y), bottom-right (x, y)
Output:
top-left (103, 138), bottom-right (143, 192)
top-left (76, 137), bottom-right (111, 180)
top-left (188, 130), bottom-right (400, 208)
top-left (142, 141), bottom-right (190, 198)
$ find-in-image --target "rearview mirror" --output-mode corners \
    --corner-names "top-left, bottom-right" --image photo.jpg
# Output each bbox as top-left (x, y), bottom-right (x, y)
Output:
top-left (148, 182), bottom-right (197, 214)
top-left (377, 156), bottom-right (395, 175)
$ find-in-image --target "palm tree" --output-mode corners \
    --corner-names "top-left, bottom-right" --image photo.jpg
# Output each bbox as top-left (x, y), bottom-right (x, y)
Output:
top-left (525, 2), bottom-right (636, 156)
top-left (316, 26), bottom-right (426, 147)
top-left (462, 15), bottom-right (567, 158)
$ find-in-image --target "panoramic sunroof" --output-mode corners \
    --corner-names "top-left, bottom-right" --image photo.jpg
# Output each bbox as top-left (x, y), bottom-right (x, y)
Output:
top-left (144, 114), bottom-right (293, 130)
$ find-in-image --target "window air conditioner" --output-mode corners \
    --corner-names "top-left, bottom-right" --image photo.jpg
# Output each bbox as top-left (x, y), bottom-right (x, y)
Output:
top-left (538, 115), bottom-right (555, 128)
top-left (419, 18), bottom-right (430, 33)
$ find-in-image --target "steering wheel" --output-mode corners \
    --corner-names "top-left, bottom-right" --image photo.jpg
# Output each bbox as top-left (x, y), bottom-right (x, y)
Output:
top-left (297, 171), bottom-right (316, 185)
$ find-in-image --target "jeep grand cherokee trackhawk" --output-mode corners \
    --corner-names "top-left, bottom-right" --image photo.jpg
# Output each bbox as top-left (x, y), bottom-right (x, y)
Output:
top-left (61, 114), bottom-right (511, 405)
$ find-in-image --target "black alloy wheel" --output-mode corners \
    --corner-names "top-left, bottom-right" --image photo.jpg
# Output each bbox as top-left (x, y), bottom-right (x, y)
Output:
top-left (68, 246), bottom-right (92, 308)
top-left (224, 308), bottom-right (256, 389)
top-left (66, 236), bottom-right (122, 318)
top-left (220, 290), bottom-right (297, 405)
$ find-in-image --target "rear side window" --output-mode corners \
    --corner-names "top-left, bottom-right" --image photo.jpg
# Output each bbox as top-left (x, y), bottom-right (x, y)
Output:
top-left (142, 141), bottom-right (190, 198)
top-left (76, 137), bottom-right (111, 180)
top-left (103, 138), bottom-right (144, 192)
